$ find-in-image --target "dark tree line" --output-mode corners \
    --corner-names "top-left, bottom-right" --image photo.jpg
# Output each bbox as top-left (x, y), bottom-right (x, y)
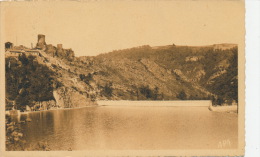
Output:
top-left (137, 85), bottom-right (162, 100)
top-left (98, 82), bottom-right (113, 98)
top-left (5, 54), bottom-right (58, 111)
top-left (96, 45), bottom-right (238, 105)
top-left (176, 90), bottom-right (187, 100)
top-left (79, 73), bottom-right (93, 85)
top-left (204, 47), bottom-right (238, 105)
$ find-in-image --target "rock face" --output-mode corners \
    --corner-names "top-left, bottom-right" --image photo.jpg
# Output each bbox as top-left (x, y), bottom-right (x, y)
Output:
top-left (33, 100), bottom-right (57, 110)
top-left (53, 87), bottom-right (94, 108)
top-left (36, 49), bottom-right (94, 108)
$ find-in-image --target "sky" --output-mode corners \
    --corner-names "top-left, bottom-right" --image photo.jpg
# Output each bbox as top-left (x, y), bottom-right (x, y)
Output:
top-left (2, 0), bottom-right (244, 56)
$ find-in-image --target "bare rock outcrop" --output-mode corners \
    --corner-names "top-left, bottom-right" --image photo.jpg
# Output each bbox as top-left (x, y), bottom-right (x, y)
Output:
top-left (53, 87), bottom-right (95, 108)
top-left (33, 100), bottom-right (57, 110)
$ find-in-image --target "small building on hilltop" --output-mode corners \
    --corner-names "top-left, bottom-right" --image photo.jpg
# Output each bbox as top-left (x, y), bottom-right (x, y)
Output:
top-left (5, 42), bottom-right (13, 51)
top-left (5, 48), bottom-right (41, 58)
top-left (5, 50), bottom-right (23, 57)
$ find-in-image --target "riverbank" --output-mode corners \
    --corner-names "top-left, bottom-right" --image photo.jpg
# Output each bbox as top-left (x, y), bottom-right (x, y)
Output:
top-left (6, 101), bottom-right (238, 116)
top-left (5, 104), bottom-right (97, 116)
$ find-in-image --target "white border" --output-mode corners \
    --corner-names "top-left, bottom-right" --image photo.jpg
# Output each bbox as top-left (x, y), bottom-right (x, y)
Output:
top-left (245, 0), bottom-right (260, 156)
top-left (0, 0), bottom-right (259, 156)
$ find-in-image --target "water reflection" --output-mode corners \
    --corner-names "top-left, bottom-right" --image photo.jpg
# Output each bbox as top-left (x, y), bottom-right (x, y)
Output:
top-left (12, 106), bottom-right (238, 150)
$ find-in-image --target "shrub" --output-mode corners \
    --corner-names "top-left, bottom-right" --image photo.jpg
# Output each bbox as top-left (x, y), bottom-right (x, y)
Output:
top-left (176, 90), bottom-right (187, 100)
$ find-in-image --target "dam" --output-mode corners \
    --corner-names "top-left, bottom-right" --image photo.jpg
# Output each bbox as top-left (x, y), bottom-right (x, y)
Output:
top-left (96, 100), bottom-right (212, 107)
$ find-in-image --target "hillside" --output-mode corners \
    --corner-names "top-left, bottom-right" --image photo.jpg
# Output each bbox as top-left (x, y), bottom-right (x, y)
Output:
top-left (5, 49), bottom-right (95, 111)
top-left (72, 44), bottom-right (238, 105)
top-left (5, 37), bottom-right (238, 111)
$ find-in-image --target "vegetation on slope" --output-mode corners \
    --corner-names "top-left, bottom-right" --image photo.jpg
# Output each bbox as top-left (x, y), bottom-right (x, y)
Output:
top-left (5, 43), bottom-right (238, 107)
top-left (76, 44), bottom-right (238, 105)
top-left (5, 54), bottom-right (58, 111)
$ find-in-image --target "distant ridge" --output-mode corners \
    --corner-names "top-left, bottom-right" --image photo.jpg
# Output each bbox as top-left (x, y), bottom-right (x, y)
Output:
top-left (151, 43), bottom-right (237, 50)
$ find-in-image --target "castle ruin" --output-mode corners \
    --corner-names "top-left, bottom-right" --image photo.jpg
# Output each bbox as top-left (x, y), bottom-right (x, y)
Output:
top-left (36, 34), bottom-right (46, 50)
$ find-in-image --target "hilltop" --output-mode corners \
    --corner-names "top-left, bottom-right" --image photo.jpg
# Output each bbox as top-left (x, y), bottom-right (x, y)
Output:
top-left (5, 35), bottom-right (95, 111)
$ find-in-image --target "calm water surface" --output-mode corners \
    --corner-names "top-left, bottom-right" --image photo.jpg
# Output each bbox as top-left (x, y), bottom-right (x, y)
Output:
top-left (14, 106), bottom-right (237, 150)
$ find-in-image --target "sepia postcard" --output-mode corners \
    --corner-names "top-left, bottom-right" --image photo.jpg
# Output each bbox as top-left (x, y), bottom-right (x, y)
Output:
top-left (0, 0), bottom-right (245, 156)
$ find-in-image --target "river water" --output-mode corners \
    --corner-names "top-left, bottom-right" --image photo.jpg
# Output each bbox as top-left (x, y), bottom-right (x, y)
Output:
top-left (13, 106), bottom-right (237, 150)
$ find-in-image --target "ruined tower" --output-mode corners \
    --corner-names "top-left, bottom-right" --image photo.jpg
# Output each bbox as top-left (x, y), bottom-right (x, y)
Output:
top-left (36, 34), bottom-right (46, 50)
top-left (57, 44), bottom-right (65, 57)
top-left (57, 44), bottom-right (63, 50)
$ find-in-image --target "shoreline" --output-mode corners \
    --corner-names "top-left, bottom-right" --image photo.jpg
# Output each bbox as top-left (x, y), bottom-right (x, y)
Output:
top-left (6, 101), bottom-right (238, 115)
top-left (6, 105), bottom-right (97, 115)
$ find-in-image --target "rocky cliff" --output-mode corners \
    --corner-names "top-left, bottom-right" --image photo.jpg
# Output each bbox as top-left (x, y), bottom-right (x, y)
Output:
top-left (5, 47), bottom-right (95, 111)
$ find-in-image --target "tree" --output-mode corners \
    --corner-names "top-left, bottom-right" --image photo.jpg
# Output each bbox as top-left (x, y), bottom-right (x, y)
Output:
top-left (102, 82), bottom-right (113, 98)
top-left (205, 47), bottom-right (238, 105)
top-left (139, 85), bottom-right (153, 99)
top-left (177, 90), bottom-right (187, 100)
top-left (161, 92), bottom-right (164, 100)
top-left (153, 86), bottom-right (159, 100)
top-left (18, 54), bottom-right (29, 66)
top-left (79, 73), bottom-right (93, 85)
top-left (216, 97), bottom-right (224, 106)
